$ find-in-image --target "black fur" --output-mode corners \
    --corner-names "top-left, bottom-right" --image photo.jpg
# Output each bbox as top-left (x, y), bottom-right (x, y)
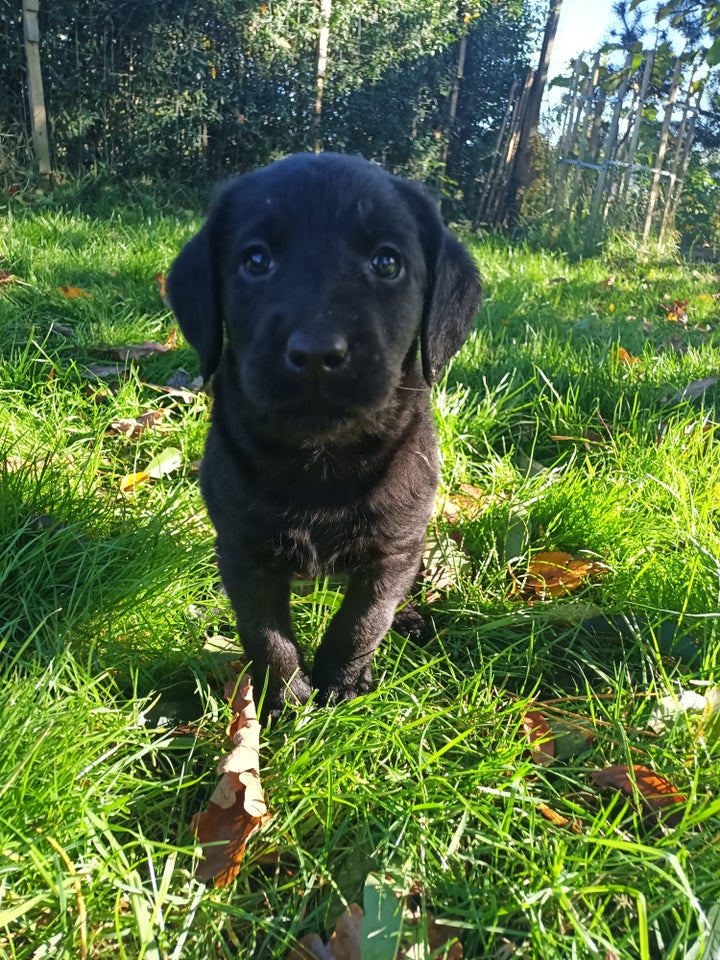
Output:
top-left (168, 153), bottom-right (482, 717)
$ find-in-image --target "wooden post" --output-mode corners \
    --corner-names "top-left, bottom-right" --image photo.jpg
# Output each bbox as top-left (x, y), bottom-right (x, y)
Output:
top-left (643, 55), bottom-right (684, 241)
top-left (22, 0), bottom-right (51, 181)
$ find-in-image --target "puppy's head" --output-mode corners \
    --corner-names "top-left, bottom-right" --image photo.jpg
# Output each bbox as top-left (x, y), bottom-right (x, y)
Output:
top-left (168, 153), bottom-right (481, 439)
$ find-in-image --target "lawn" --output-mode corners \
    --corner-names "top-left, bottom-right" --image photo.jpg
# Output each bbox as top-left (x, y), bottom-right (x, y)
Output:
top-left (1, 183), bottom-right (720, 959)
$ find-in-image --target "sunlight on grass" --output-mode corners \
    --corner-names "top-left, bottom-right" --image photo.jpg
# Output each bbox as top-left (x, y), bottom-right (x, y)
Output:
top-left (0, 193), bottom-right (719, 957)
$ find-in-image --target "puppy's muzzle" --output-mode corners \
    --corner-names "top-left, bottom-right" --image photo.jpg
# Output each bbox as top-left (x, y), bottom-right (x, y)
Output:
top-left (285, 330), bottom-right (350, 379)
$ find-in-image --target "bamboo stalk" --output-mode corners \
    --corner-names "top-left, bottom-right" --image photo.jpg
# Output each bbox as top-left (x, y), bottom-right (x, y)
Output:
top-left (588, 50), bottom-right (634, 240)
top-left (474, 79), bottom-right (518, 227)
top-left (659, 62), bottom-right (698, 244)
top-left (643, 54), bottom-right (684, 241)
top-left (617, 49), bottom-right (655, 211)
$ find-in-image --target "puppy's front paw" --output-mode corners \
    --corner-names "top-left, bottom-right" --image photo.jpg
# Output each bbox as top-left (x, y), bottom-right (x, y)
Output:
top-left (312, 661), bottom-right (375, 706)
top-left (258, 670), bottom-right (313, 721)
top-left (391, 603), bottom-right (428, 645)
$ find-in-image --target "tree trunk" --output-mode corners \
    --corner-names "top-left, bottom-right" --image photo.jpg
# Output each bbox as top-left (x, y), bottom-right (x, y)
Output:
top-left (22, 0), bottom-right (51, 181)
top-left (312, 0), bottom-right (332, 154)
top-left (439, 5), bottom-right (469, 194)
top-left (503, 0), bottom-right (563, 226)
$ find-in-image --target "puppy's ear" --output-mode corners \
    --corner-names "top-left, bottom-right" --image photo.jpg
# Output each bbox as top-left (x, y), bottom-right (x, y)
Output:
top-left (167, 214), bottom-right (223, 383)
top-left (394, 179), bottom-right (482, 384)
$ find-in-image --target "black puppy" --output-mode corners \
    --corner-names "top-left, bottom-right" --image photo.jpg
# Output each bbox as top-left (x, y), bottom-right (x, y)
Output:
top-left (168, 153), bottom-right (482, 717)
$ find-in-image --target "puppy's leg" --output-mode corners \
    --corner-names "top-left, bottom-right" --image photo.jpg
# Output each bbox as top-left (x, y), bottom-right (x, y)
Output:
top-left (218, 552), bottom-right (312, 718)
top-left (391, 603), bottom-right (428, 645)
top-left (311, 549), bottom-right (422, 704)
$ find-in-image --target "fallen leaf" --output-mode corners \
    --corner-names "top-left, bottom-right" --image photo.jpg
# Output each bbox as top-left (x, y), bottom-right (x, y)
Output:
top-left (648, 686), bottom-right (720, 744)
top-left (192, 679), bottom-right (271, 886)
top-left (439, 483), bottom-right (494, 523)
top-left (58, 285), bottom-right (90, 299)
top-left (510, 551), bottom-right (608, 601)
top-left (49, 321), bottom-right (75, 338)
top-left (163, 369), bottom-right (204, 394)
top-left (591, 764), bottom-right (687, 826)
top-left (154, 272), bottom-right (173, 310)
top-left (0, 270), bottom-right (17, 284)
top-left (114, 340), bottom-right (171, 361)
top-left (290, 904), bottom-right (364, 960)
top-left (119, 446), bottom-right (182, 491)
top-left (614, 347), bottom-right (641, 365)
top-left (427, 919), bottom-right (464, 958)
top-left (422, 527), bottom-right (472, 599)
top-left (119, 470), bottom-right (151, 492)
top-left (522, 711), bottom-right (554, 765)
top-left (671, 376), bottom-right (718, 403)
top-left (107, 409), bottom-right (165, 439)
top-left (85, 363), bottom-right (126, 378)
top-left (146, 446), bottom-right (182, 478)
top-left (537, 802), bottom-right (570, 827)
top-left (659, 299), bottom-right (689, 326)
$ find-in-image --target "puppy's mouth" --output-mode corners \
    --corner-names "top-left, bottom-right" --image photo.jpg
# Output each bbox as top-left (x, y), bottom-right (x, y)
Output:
top-left (259, 396), bottom-right (393, 445)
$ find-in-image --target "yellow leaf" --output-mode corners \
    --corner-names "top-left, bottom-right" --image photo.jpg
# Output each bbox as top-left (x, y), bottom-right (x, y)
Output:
top-left (119, 470), bottom-right (150, 492)
top-left (58, 285), bottom-right (90, 299)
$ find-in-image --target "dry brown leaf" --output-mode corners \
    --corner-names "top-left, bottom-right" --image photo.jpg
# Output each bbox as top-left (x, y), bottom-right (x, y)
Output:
top-left (192, 679), bottom-right (271, 886)
top-left (536, 802), bottom-right (583, 833)
top-left (522, 711), bottom-right (554, 765)
top-left (290, 905), bottom-right (363, 960)
top-left (114, 340), bottom-right (171, 361)
top-left (107, 409), bottom-right (165, 439)
top-left (427, 919), bottom-right (464, 958)
top-left (614, 347), bottom-right (641, 366)
top-left (154, 272), bottom-right (173, 310)
top-left (0, 270), bottom-right (17, 284)
top-left (440, 483), bottom-right (493, 524)
top-left (511, 551), bottom-right (608, 601)
top-left (659, 299), bottom-right (689, 326)
top-left (591, 764), bottom-right (687, 826)
top-left (288, 934), bottom-right (335, 960)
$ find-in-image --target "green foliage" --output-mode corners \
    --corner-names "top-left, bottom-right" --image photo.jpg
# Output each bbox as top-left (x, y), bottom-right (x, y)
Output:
top-left (676, 156), bottom-right (720, 247)
top-left (0, 0), bottom-right (540, 220)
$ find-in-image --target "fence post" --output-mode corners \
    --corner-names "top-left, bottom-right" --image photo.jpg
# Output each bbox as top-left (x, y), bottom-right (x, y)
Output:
top-left (22, 0), bottom-right (51, 182)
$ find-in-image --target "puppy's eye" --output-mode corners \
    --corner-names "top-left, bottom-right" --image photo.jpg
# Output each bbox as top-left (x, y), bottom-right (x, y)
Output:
top-left (370, 247), bottom-right (402, 280)
top-left (241, 246), bottom-right (274, 277)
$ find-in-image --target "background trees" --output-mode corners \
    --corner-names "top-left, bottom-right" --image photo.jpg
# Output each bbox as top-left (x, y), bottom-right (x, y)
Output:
top-left (0, 0), bottom-right (542, 220)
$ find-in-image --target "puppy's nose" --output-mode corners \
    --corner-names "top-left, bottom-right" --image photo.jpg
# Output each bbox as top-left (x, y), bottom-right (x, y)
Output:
top-left (285, 331), bottom-right (349, 377)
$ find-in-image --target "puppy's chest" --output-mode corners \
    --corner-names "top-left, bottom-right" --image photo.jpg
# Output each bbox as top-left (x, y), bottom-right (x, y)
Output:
top-left (276, 504), bottom-right (382, 575)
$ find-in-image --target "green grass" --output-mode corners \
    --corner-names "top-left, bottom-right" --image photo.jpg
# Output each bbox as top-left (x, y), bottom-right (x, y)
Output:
top-left (1, 186), bottom-right (720, 958)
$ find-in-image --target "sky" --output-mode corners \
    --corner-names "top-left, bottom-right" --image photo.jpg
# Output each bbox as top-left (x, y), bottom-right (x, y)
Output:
top-left (547, 0), bottom-right (619, 82)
